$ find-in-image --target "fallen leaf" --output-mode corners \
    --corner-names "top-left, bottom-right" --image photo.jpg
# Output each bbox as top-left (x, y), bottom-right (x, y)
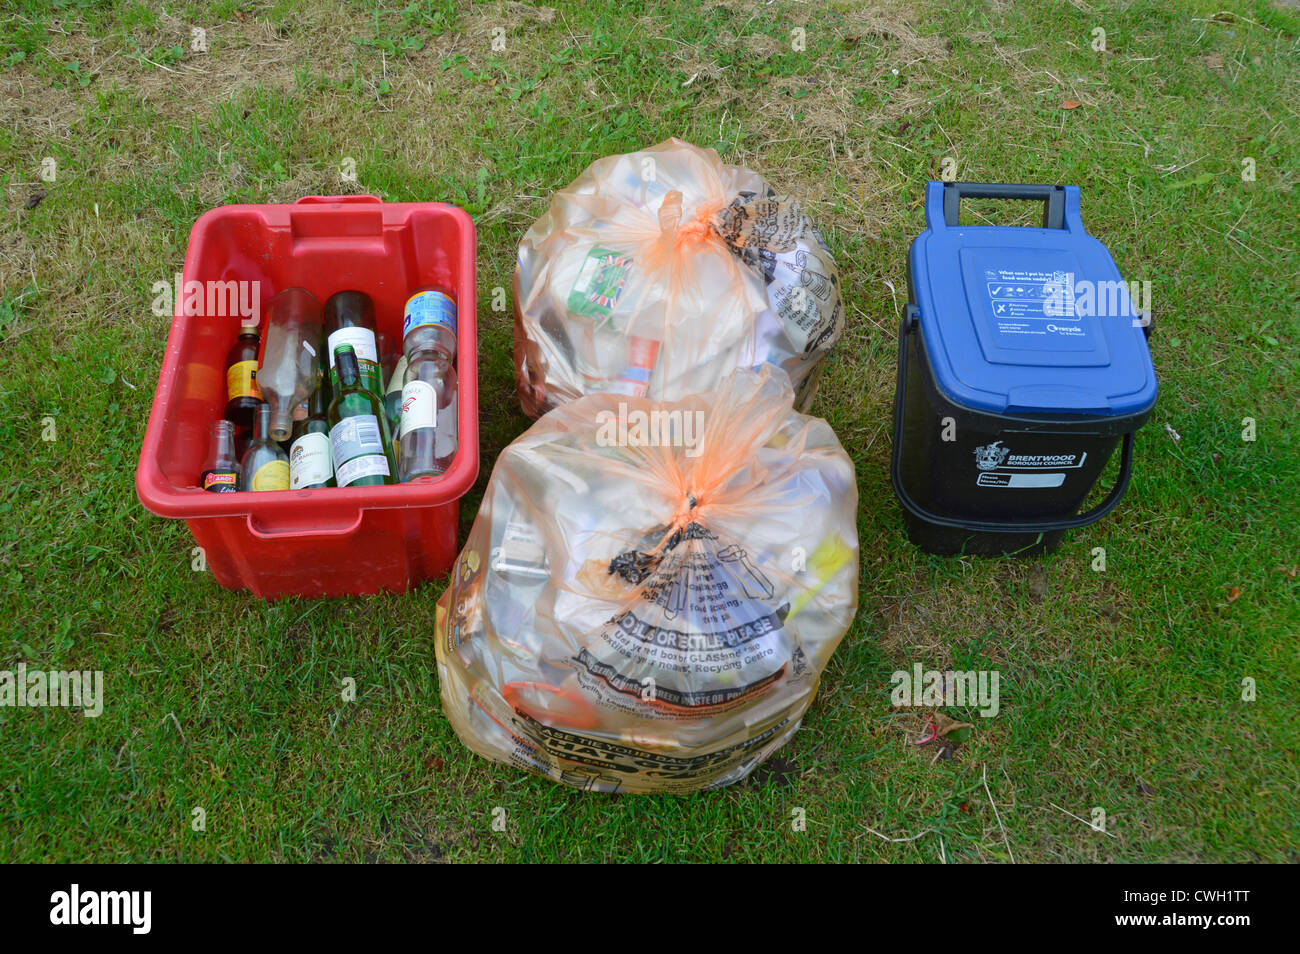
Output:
top-left (1137, 779), bottom-right (1156, 796)
top-left (932, 712), bottom-right (975, 740)
top-left (1276, 566), bottom-right (1297, 579)
top-left (1061, 99), bottom-right (1083, 109)
top-left (1226, 586), bottom-right (1242, 603)
top-left (25, 190), bottom-right (44, 210)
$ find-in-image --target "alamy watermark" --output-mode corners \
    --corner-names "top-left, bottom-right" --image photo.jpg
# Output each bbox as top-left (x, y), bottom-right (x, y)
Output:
top-left (1042, 275), bottom-right (1152, 327)
top-left (50, 884), bottom-right (150, 934)
top-left (150, 275), bottom-right (262, 321)
top-left (595, 402), bottom-right (706, 458)
top-left (890, 663), bottom-right (1000, 718)
top-left (0, 664), bottom-right (103, 717)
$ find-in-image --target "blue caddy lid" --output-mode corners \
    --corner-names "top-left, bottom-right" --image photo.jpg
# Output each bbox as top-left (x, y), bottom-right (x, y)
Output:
top-left (909, 181), bottom-right (1157, 418)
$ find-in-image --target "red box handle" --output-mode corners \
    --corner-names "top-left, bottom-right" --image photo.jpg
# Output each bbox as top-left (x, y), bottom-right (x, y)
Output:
top-left (245, 510), bottom-right (365, 540)
top-left (294, 195), bottom-right (381, 205)
top-left (290, 195), bottom-right (384, 239)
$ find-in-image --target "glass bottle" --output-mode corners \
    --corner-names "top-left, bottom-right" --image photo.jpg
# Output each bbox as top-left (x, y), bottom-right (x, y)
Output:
top-left (384, 353), bottom-right (409, 439)
top-left (403, 288), bottom-right (457, 359)
top-left (327, 344), bottom-right (397, 487)
top-left (200, 420), bottom-right (240, 492)
top-left (257, 287), bottom-right (323, 442)
top-left (224, 321), bottom-right (262, 429)
top-left (398, 289), bottom-right (458, 482)
top-left (289, 382), bottom-right (334, 490)
top-left (239, 402), bottom-right (290, 491)
top-left (324, 290), bottom-right (383, 397)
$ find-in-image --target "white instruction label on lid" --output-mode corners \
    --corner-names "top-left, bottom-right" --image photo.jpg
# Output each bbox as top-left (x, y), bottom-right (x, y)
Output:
top-left (984, 268), bottom-right (1087, 339)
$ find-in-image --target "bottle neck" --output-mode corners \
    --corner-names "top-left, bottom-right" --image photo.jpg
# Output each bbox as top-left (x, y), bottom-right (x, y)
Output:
top-left (212, 421), bottom-right (236, 460)
top-left (254, 404), bottom-right (272, 441)
top-left (308, 384), bottom-right (329, 418)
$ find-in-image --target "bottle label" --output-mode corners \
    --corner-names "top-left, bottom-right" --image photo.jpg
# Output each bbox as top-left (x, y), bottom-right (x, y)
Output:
top-left (335, 454), bottom-right (390, 487)
top-left (328, 327), bottom-right (382, 394)
top-left (249, 459), bottom-right (289, 491)
top-left (202, 470), bottom-right (239, 492)
top-left (289, 432), bottom-right (332, 488)
top-left (386, 354), bottom-right (409, 398)
top-left (330, 414), bottom-right (390, 487)
top-left (327, 327), bottom-right (379, 368)
top-left (403, 290), bottom-right (457, 339)
top-left (399, 380), bottom-right (437, 438)
top-left (227, 359), bottom-right (262, 401)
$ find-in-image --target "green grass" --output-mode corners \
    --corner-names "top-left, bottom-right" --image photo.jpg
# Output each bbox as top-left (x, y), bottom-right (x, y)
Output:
top-left (1, 0), bottom-right (1297, 862)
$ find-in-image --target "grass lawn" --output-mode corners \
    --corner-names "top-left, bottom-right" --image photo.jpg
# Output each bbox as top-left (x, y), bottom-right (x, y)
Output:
top-left (1, 0), bottom-right (1296, 862)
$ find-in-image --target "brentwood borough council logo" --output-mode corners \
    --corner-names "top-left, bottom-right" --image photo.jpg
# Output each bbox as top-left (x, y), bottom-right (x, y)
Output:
top-left (973, 440), bottom-right (1010, 471)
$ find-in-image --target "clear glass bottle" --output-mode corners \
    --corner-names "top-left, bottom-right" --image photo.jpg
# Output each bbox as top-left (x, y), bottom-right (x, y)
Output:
top-left (403, 288), bottom-right (457, 360)
top-left (258, 287), bottom-right (323, 442)
top-left (398, 289), bottom-right (458, 482)
top-left (200, 420), bottom-right (240, 492)
top-left (328, 344), bottom-right (397, 488)
top-left (239, 403), bottom-right (290, 491)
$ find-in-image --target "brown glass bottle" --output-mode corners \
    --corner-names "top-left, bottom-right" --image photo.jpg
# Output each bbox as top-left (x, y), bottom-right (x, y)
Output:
top-left (225, 321), bottom-right (262, 428)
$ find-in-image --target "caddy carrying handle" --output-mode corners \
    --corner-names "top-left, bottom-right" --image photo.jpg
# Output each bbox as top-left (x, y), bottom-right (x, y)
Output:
top-left (942, 181), bottom-right (1067, 230)
top-left (891, 305), bottom-right (1135, 535)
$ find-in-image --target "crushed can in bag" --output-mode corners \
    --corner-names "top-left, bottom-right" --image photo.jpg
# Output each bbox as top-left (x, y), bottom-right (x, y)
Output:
top-left (435, 366), bottom-right (859, 793)
top-left (513, 138), bottom-right (845, 417)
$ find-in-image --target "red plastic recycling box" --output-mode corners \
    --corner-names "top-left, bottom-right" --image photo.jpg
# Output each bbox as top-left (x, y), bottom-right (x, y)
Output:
top-left (136, 195), bottom-right (479, 599)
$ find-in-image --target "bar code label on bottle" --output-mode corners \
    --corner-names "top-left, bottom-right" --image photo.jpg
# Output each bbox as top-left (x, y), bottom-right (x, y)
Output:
top-left (335, 454), bottom-right (389, 487)
top-left (330, 414), bottom-right (389, 486)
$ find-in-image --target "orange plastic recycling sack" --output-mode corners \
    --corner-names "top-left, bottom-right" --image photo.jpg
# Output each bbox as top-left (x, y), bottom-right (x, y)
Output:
top-left (513, 138), bottom-right (845, 417)
top-left (435, 366), bottom-right (859, 794)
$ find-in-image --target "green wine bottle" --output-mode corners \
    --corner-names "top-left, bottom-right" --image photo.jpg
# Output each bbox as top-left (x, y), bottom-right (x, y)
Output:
top-left (327, 344), bottom-right (397, 487)
top-left (324, 290), bottom-right (383, 397)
